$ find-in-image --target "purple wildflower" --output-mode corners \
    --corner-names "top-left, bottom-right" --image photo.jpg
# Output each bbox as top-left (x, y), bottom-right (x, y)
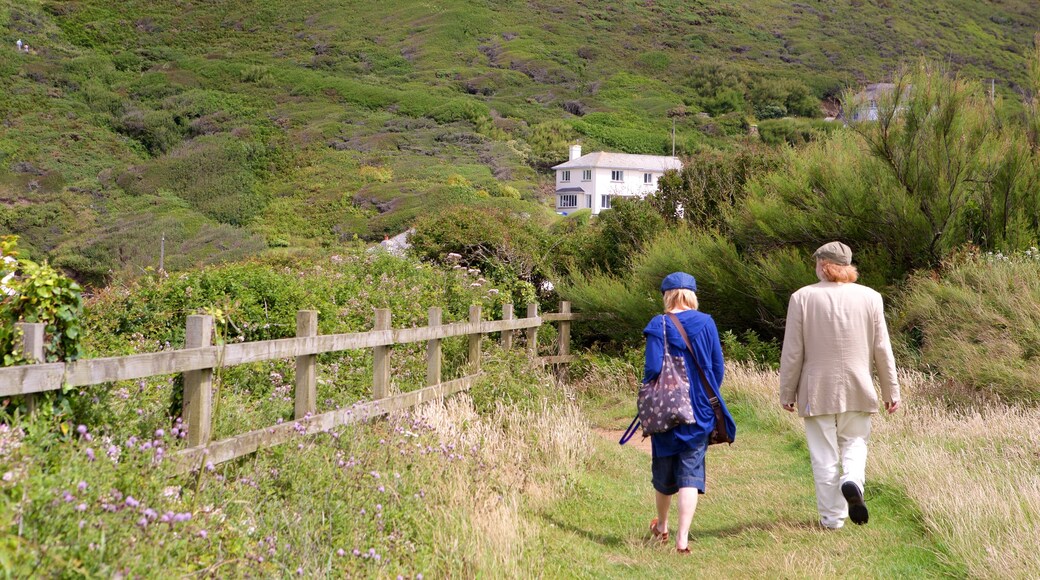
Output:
top-left (137, 517), bottom-right (148, 528)
top-left (205, 462), bottom-right (215, 472)
top-left (154, 429), bottom-right (164, 438)
top-left (352, 549), bottom-right (361, 556)
top-left (125, 496), bottom-right (140, 508)
top-left (144, 508), bottom-right (157, 520)
top-left (198, 530), bottom-right (208, 539)
top-left (75, 503), bottom-right (87, 512)
top-left (84, 448), bottom-right (95, 461)
top-left (337, 549), bottom-right (345, 557)
top-left (378, 485), bottom-right (385, 493)
top-left (76, 425), bottom-right (87, 435)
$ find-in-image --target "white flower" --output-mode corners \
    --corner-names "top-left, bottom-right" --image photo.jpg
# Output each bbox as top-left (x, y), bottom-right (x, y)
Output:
top-left (0, 272), bottom-right (15, 296)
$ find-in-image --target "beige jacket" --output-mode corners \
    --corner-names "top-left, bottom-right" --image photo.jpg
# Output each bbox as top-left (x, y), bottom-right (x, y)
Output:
top-left (779, 281), bottom-right (900, 417)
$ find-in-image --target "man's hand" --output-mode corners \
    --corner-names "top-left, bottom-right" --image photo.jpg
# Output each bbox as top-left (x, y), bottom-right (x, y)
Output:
top-left (884, 400), bottom-right (900, 414)
top-left (782, 403), bottom-right (795, 413)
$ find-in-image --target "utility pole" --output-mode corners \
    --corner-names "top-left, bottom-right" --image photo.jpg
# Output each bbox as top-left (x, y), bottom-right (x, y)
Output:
top-left (671, 117), bottom-right (675, 157)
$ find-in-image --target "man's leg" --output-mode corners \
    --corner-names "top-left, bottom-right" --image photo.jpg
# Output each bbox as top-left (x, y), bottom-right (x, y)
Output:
top-left (804, 414), bottom-right (846, 528)
top-left (837, 411), bottom-right (872, 524)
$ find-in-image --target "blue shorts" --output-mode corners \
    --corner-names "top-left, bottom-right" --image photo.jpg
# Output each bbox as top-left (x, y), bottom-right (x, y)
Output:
top-left (651, 441), bottom-right (707, 495)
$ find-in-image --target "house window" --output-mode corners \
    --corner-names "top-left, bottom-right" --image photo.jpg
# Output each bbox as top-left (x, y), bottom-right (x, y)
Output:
top-left (611, 170), bottom-right (624, 182)
top-left (582, 169), bottom-right (592, 181)
top-left (644, 173), bottom-right (653, 184)
top-left (558, 194), bottom-right (578, 208)
top-left (561, 170), bottom-right (570, 182)
top-left (586, 195), bottom-right (592, 208)
top-left (601, 195), bottom-right (612, 209)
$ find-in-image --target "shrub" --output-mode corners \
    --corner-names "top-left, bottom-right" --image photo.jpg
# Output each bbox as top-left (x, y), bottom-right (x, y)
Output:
top-left (0, 236), bottom-right (85, 369)
top-left (409, 206), bottom-right (546, 306)
top-left (894, 250), bottom-right (1040, 404)
top-left (116, 107), bottom-right (183, 155)
top-left (121, 135), bottom-right (267, 226)
top-left (756, 117), bottom-right (837, 145)
top-left (648, 144), bottom-right (784, 230)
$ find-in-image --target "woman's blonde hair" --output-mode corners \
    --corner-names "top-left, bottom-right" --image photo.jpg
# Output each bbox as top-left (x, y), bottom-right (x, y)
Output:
top-left (819, 260), bottom-right (859, 283)
top-left (663, 288), bottom-right (699, 312)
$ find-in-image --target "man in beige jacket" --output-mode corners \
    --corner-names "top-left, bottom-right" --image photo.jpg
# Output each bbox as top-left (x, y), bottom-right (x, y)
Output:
top-left (779, 241), bottom-right (901, 529)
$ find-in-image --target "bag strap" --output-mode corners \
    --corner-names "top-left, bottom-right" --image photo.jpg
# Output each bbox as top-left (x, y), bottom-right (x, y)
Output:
top-left (667, 313), bottom-right (729, 441)
top-left (619, 415), bottom-right (641, 445)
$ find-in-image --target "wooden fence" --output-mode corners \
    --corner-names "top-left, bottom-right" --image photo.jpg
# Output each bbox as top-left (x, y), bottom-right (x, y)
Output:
top-left (0, 302), bottom-right (582, 471)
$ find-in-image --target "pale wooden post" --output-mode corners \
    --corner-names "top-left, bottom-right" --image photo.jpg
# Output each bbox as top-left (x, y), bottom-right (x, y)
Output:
top-left (558, 301), bottom-right (571, 381)
top-left (468, 304), bottom-right (482, 373)
top-left (526, 303), bottom-right (538, 357)
top-left (558, 301), bottom-right (571, 358)
top-left (426, 307), bottom-right (442, 386)
top-left (294, 310), bottom-right (318, 419)
top-left (372, 309), bottom-right (391, 400)
top-left (183, 315), bottom-right (214, 447)
top-left (500, 303), bottom-right (514, 350)
top-left (15, 322), bottom-right (44, 413)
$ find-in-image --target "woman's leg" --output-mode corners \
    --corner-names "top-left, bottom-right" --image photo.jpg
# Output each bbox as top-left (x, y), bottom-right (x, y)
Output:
top-left (675, 487), bottom-right (699, 549)
top-left (654, 490), bottom-right (672, 534)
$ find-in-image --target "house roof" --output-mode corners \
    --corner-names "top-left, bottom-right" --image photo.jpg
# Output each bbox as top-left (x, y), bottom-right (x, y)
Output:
top-left (555, 187), bottom-right (586, 193)
top-left (552, 151), bottom-right (682, 172)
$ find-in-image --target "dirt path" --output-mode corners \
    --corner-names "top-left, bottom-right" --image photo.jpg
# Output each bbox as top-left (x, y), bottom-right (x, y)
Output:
top-left (592, 427), bottom-right (652, 455)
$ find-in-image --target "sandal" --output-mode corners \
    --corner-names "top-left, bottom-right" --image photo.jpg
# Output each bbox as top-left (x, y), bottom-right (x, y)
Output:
top-left (649, 518), bottom-right (668, 542)
top-left (677, 546), bottom-right (691, 554)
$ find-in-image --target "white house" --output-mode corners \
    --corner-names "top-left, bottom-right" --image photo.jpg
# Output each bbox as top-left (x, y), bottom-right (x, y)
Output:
top-left (844, 83), bottom-right (910, 123)
top-left (552, 145), bottom-right (682, 216)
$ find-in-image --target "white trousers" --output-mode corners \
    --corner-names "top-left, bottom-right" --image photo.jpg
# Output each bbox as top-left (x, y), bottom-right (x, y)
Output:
top-left (803, 412), bottom-right (871, 528)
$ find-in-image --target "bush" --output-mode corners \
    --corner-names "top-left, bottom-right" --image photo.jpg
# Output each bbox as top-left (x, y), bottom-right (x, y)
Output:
top-left (116, 107), bottom-right (183, 155)
top-left (409, 206), bottom-right (545, 306)
top-left (0, 236), bottom-right (84, 369)
top-left (121, 135), bottom-right (267, 226)
top-left (894, 250), bottom-right (1040, 404)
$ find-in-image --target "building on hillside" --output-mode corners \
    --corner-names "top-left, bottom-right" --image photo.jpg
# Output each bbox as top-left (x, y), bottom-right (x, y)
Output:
top-left (843, 83), bottom-right (910, 123)
top-left (552, 145), bottom-right (682, 216)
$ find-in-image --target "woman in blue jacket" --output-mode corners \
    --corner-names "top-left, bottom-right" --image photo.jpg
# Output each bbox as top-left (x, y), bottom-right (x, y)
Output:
top-left (643, 272), bottom-right (736, 553)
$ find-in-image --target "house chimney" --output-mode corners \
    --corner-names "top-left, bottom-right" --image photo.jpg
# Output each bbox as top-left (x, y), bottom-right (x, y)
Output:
top-left (569, 144), bottom-right (582, 161)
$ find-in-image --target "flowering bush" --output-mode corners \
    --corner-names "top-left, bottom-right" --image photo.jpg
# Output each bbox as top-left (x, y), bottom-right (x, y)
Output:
top-left (0, 236), bottom-right (85, 367)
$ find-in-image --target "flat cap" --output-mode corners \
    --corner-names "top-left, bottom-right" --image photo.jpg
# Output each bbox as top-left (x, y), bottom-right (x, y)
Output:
top-left (813, 241), bottom-right (853, 265)
top-left (660, 272), bottom-right (697, 293)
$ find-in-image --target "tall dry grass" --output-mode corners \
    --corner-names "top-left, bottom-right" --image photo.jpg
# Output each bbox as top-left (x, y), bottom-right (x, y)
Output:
top-left (413, 388), bottom-right (590, 576)
top-left (725, 364), bottom-right (1040, 579)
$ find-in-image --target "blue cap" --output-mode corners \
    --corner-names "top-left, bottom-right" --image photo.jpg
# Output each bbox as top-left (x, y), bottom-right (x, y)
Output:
top-left (660, 272), bottom-right (696, 293)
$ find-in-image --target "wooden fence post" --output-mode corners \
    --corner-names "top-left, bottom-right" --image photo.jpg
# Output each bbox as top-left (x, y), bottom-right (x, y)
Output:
top-left (500, 303), bottom-right (514, 350)
top-left (558, 301), bottom-right (571, 381)
top-left (15, 322), bottom-right (44, 413)
top-left (558, 301), bottom-right (571, 359)
top-left (526, 303), bottom-right (538, 357)
top-left (372, 309), bottom-right (391, 400)
top-left (183, 315), bottom-right (214, 447)
top-left (427, 307), bottom-right (442, 386)
top-left (468, 304), bottom-right (482, 373)
top-left (294, 310), bottom-right (318, 419)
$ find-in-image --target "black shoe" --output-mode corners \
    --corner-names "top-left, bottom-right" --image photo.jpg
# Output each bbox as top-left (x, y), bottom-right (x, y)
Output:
top-left (841, 481), bottom-right (869, 525)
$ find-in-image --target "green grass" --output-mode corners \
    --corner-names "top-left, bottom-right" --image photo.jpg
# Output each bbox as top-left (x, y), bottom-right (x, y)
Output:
top-left (3, 0), bottom-right (1040, 283)
top-left (531, 390), bottom-right (962, 578)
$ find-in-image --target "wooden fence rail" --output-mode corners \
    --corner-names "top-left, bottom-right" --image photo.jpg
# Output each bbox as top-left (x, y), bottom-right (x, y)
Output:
top-left (0, 301), bottom-right (584, 470)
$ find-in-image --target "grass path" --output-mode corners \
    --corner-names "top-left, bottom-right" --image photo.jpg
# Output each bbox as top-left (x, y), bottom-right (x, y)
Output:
top-left (523, 389), bottom-right (964, 578)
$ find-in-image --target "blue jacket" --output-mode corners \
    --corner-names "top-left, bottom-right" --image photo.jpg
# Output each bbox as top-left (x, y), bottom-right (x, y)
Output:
top-left (642, 310), bottom-right (737, 457)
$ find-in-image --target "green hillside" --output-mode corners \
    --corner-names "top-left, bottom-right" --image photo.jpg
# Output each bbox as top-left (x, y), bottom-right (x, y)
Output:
top-left (2, 0), bottom-right (1039, 284)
